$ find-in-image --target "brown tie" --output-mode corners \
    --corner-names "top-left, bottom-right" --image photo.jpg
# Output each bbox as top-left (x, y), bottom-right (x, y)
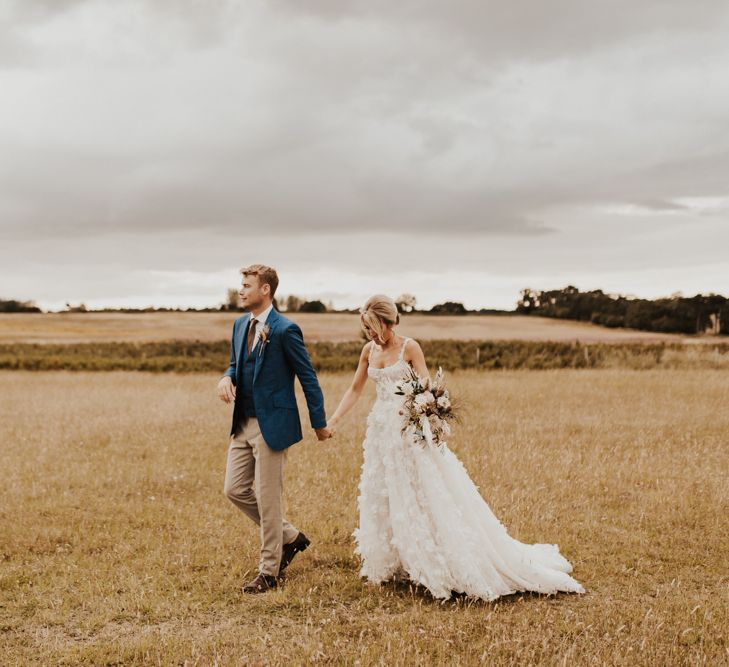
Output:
top-left (247, 318), bottom-right (258, 354)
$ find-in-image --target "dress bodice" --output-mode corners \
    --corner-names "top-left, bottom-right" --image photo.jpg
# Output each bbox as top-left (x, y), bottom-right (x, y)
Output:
top-left (367, 338), bottom-right (411, 401)
top-left (368, 359), bottom-right (410, 400)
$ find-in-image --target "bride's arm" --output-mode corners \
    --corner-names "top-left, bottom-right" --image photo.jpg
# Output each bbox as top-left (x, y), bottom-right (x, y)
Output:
top-left (404, 338), bottom-right (430, 382)
top-left (328, 343), bottom-right (372, 430)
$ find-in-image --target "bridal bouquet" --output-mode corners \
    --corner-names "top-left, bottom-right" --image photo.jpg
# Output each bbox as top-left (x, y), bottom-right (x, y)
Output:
top-left (395, 366), bottom-right (456, 450)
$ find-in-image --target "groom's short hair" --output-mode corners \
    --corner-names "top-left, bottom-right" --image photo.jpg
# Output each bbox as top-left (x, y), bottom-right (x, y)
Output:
top-left (240, 264), bottom-right (279, 297)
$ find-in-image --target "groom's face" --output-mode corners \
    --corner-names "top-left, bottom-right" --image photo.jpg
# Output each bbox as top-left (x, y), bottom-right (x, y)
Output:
top-left (239, 274), bottom-right (269, 311)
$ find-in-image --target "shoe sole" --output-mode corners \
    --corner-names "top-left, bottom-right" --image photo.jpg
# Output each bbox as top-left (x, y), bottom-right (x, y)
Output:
top-left (242, 580), bottom-right (278, 594)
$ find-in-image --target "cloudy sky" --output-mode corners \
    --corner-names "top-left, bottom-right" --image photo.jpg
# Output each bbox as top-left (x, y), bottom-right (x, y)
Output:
top-left (1, 0), bottom-right (728, 311)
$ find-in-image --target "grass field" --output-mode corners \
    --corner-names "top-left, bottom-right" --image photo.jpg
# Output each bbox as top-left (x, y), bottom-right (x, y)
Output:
top-left (2, 370), bottom-right (728, 665)
top-left (0, 311), bottom-right (696, 344)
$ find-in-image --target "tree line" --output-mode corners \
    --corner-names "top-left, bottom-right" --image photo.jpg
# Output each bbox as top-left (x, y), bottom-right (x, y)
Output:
top-left (243, 292), bottom-right (508, 316)
top-left (517, 286), bottom-right (728, 335)
top-left (0, 299), bottom-right (41, 313)
top-left (8, 287), bottom-right (727, 337)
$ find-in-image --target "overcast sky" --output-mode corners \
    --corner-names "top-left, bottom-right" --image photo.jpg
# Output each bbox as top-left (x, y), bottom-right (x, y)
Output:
top-left (1, 0), bottom-right (728, 311)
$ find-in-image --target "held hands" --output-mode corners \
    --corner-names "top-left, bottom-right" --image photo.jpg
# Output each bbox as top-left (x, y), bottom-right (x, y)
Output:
top-left (217, 376), bottom-right (236, 404)
top-left (315, 418), bottom-right (338, 441)
top-left (315, 427), bottom-right (333, 441)
top-left (315, 417), bottom-right (339, 440)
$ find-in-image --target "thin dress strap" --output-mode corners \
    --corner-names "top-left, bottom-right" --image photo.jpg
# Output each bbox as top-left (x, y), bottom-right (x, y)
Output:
top-left (368, 341), bottom-right (375, 363)
top-left (398, 337), bottom-right (411, 362)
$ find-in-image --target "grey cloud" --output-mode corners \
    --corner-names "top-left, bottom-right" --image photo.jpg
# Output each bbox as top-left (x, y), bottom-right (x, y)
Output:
top-left (0, 1), bottom-right (238, 75)
top-left (2, 0), bottom-right (85, 27)
top-left (2, 0), bottom-right (729, 309)
top-left (629, 151), bottom-right (729, 197)
top-left (627, 200), bottom-right (690, 212)
top-left (270, 0), bottom-right (729, 62)
top-left (0, 0), bottom-right (84, 64)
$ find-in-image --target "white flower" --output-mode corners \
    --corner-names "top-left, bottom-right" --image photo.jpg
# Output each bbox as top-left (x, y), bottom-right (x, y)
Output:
top-left (414, 391), bottom-right (435, 408)
top-left (428, 414), bottom-right (443, 432)
top-left (437, 395), bottom-right (451, 410)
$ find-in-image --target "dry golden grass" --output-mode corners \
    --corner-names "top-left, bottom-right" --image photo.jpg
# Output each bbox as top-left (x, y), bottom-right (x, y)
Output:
top-left (0, 311), bottom-right (694, 345)
top-left (1, 370), bottom-right (728, 665)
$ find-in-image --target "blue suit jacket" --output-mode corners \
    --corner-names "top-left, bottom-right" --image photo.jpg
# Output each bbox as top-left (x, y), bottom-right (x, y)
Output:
top-left (224, 309), bottom-right (327, 450)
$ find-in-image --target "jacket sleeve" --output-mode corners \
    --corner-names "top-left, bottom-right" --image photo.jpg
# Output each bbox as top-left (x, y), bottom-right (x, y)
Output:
top-left (223, 321), bottom-right (237, 384)
top-left (281, 322), bottom-right (326, 429)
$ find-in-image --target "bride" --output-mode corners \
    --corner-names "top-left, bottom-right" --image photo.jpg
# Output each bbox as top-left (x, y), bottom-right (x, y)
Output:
top-left (327, 294), bottom-right (586, 601)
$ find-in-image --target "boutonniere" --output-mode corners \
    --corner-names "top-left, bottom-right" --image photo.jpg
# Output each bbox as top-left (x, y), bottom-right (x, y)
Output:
top-left (258, 324), bottom-right (270, 356)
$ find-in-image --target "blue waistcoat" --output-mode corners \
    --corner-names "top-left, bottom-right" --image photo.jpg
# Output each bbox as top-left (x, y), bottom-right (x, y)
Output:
top-left (239, 340), bottom-right (258, 418)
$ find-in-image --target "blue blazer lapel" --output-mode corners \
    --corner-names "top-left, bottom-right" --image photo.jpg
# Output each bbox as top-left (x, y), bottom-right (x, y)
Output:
top-left (237, 314), bottom-right (252, 381)
top-left (253, 309), bottom-right (279, 384)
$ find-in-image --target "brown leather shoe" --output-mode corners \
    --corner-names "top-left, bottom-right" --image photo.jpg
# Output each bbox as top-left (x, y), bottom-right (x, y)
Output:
top-left (242, 573), bottom-right (278, 594)
top-left (279, 532), bottom-right (311, 575)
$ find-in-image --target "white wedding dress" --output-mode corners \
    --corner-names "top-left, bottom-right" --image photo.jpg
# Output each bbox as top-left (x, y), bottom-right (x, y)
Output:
top-left (353, 338), bottom-right (586, 601)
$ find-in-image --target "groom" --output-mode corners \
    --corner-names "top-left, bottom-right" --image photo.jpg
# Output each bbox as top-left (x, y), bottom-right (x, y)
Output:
top-left (217, 264), bottom-right (331, 594)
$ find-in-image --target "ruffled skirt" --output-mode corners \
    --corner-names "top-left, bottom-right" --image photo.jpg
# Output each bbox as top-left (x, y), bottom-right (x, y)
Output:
top-left (353, 397), bottom-right (586, 600)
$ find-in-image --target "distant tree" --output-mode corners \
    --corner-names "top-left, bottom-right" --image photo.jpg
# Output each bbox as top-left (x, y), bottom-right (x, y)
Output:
top-left (516, 289), bottom-right (540, 313)
top-left (694, 293), bottom-right (727, 333)
top-left (395, 293), bottom-right (417, 314)
top-left (284, 295), bottom-right (304, 312)
top-left (720, 302), bottom-right (729, 335)
top-left (225, 288), bottom-right (241, 311)
top-left (65, 302), bottom-right (87, 313)
top-left (0, 299), bottom-right (42, 313)
top-left (299, 300), bottom-right (327, 313)
top-left (429, 301), bottom-right (467, 315)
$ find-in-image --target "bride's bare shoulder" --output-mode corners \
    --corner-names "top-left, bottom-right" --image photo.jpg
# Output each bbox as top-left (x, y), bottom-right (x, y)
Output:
top-left (403, 336), bottom-right (424, 358)
top-left (360, 340), bottom-right (374, 361)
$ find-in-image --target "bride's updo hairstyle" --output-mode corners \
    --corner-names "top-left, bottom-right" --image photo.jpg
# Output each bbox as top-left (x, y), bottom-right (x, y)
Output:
top-left (360, 294), bottom-right (399, 341)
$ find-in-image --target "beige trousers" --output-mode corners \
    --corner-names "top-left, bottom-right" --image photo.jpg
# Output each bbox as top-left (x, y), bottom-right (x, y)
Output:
top-left (223, 417), bottom-right (299, 576)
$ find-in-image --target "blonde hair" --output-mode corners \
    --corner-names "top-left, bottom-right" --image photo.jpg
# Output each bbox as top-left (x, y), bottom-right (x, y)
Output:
top-left (240, 264), bottom-right (279, 297)
top-left (360, 294), bottom-right (399, 341)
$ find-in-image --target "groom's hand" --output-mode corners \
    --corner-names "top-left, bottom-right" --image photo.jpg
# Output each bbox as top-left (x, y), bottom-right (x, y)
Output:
top-left (315, 427), bottom-right (332, 441)
top-left (217, 376), bottom-right (236, 404)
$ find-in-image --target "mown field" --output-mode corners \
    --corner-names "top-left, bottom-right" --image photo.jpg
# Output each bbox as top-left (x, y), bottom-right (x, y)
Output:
top-left (2, 370), bottom-right (728, 666)
top-left (0, 311), bottom-right (694, 344)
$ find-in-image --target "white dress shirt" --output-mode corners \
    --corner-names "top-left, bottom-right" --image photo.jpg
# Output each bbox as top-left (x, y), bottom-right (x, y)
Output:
top-left (249, 303), bottom-right (274, 350)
